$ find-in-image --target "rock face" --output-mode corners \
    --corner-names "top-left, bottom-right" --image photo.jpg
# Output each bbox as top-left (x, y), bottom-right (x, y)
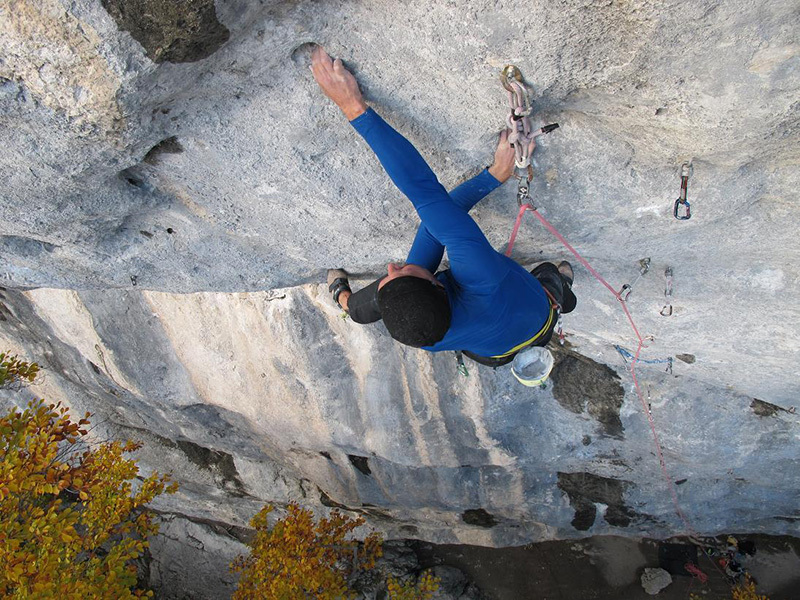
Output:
top-left (2, 284), bottom-right (799, 545)
top-left (1, 0), bottom-right (799, 597)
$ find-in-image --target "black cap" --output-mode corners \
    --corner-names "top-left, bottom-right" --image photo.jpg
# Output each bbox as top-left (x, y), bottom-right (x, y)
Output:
top-left (377, 276), bottom-right (451, 347)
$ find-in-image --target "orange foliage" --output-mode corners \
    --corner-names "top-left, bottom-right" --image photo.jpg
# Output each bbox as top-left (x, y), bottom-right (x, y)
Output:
top-left (387, 569), bottom-right (441, 599)
top-left (732, 576), bottom-right (769, 600)
top-left (0, 396), bottom-right (177, 598)
top-left (0, 351), bottom-right (40, 389)
top-left (232, 503), bottom-right (383, 600)
top-left (689, 574), bottom-right (770, 600)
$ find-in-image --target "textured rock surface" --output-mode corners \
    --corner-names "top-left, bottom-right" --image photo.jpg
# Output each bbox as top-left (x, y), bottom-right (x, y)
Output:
top-left (2, 284), bottom-right (799, 546)
top-left (1, 0), bottom-right (798, 400)
top-left (641, 567), bottom-right (672, 595)
top-left (1, 0), bottom-right (799, 597)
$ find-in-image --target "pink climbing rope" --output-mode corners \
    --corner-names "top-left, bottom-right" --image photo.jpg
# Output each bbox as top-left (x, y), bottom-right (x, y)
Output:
top-left (507, 202), bottom-right (695, 534)
top-left (685, 563), bottom-right (709, 583)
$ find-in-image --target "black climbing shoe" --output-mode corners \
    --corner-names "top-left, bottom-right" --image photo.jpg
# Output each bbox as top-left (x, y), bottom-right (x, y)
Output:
top-left (327, 268), bottom-right (351, 309)
top-left (558, 261), bottom-right (574, 288)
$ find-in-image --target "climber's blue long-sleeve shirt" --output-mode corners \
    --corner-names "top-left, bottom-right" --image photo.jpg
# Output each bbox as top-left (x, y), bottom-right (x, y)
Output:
top-left (350, 108), bottom-right (550, 357)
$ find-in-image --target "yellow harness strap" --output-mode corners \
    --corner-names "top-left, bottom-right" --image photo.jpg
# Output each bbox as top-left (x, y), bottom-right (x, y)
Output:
top-left (491, 302), bottom-right (557, 359)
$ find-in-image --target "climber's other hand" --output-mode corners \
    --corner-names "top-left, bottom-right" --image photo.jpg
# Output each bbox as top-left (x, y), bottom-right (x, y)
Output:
top-left (311, 46), bottom-right (367, 121)
top-left (488, 129), bottom-right (516, 183)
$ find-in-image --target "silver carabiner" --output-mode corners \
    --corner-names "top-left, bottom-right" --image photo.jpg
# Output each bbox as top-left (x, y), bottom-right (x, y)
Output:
top-left (516, 173), bottom-right (532, 206)
top-left (674, 163), bottom-right (692, 220)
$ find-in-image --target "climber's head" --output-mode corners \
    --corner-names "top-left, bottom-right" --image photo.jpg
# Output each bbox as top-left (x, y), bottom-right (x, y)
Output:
top-left (377, 264), bottom-right (451, 347)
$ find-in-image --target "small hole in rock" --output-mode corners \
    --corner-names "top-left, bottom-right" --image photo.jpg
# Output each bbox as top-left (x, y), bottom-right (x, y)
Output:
top-left (291, 42), bottom-right (318, 68)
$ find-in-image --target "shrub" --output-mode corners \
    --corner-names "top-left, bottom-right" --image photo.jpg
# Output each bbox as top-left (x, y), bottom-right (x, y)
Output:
top-left (232, 502), bottom-right (383, 599)
top-left (387, 569), bottom-right (441, 599)
top-left (0, 353), bottom-right (176, 598)
top-left (0, 351), bottom-right (40, 389)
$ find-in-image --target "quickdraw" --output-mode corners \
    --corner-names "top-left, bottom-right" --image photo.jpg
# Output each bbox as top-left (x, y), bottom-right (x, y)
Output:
top-left (660, 266), bottom-right (674, 316)
top-left (556, 313), bottom-right (564, 345)
top-left (619, 257), bottom-right (651, 302)
top-left (673, 163), bottom-right (692, 220)
top-left (614, 345), bottom-right (673, 374)
top-left (500, 65), bottom-right (559, 206)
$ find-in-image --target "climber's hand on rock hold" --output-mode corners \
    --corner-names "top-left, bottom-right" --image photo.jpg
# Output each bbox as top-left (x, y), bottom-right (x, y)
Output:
top-left (311, 46), bottom-right (367, 121)
top-left (488, 129), bottom-right (516, 183)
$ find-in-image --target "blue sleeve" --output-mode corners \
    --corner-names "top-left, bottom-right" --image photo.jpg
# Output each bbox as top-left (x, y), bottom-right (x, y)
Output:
top-left (449, 168), bottom-right (502, 212)
top-left (350, 108), bottom-right (509, 290)
top-left (406, 168), bottom-right (501, 272)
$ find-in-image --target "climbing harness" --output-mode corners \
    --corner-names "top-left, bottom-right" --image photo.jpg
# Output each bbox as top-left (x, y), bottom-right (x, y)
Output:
top-left (619, 258), bottom-right (651, 302)
top-left (492, 300), bottom-right (557, 359)
top-left (660, 266), bottom-right (674, 316)
top-left (499, 66), bottom-right (696, 539)
top-left (500, 65), bottom-right (559, 207)
top-left (673, 163), bottom-right (692, 220)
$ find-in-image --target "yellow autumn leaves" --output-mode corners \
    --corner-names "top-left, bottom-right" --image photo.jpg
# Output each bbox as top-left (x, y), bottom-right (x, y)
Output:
top-left (232, 503), bottom-right (439, 599)
top-left (1, 354), bottom-right (176, 598)
top-left (2, 353), bottom-right (439, 599)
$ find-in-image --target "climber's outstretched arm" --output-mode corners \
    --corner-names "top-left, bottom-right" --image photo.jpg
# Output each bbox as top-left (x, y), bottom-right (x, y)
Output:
top-left (311, 46), bottom-right (508, 290)
top-left (406, 131), bottom-right (516, 271)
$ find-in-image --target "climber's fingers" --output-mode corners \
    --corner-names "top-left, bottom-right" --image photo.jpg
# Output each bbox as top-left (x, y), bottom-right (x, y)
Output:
top-left (311, 45), bottom-right (333, 71)
top-left (310, 46), bottom-right (365, 118)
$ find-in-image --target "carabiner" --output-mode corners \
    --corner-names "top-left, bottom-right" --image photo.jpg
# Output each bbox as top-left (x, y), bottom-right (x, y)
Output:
top-left (674, 162), bottom-right (692, 220)
top-left (674, 198), bottom-right (691, 220)
top-left (455, 351), bottom-right (469, 377)
top-left (516, 179), bottom-right (530, 205)
top-left (556, 313), bottom-right (564, 345)
top-left (516, 172), bottom-right (533, 206)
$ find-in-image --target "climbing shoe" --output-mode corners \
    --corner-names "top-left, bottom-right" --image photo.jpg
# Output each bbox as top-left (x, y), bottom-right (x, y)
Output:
top-left (558, 261), bottom-right (574, 288)
top-left (327, 268), bottom-right (351, 310)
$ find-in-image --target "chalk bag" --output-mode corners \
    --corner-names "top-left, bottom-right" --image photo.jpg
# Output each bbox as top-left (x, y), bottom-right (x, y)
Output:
top-left (511, 346), bottom-right (554, 387)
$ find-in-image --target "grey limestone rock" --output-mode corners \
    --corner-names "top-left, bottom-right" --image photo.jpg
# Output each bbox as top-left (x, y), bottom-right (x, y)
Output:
top-left (640, 567), bottom-right (673, 595)
top-left (1, 0), bottom-right (800, 597)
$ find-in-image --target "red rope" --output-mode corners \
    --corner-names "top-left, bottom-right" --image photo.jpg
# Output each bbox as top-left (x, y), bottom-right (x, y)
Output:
top-left (507, 202), bottom-right (695, 534)
top-left (685, 563), bottom-right (709, 583)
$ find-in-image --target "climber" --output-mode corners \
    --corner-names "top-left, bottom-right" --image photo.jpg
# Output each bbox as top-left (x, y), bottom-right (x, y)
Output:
top-left (312, 46), bottom-right (576, 366)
